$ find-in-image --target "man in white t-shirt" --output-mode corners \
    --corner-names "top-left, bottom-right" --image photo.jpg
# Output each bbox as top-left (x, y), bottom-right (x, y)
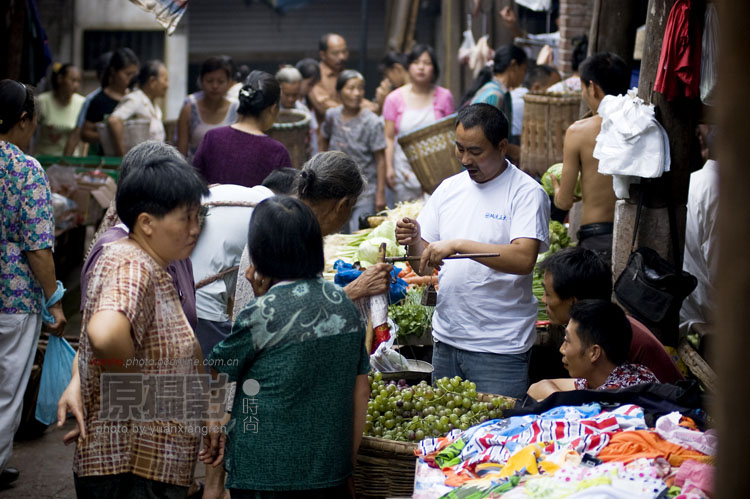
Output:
top-left (396, 103), bottom-right (550, 399)
top-left (190, 169), bottom-right (299, 356)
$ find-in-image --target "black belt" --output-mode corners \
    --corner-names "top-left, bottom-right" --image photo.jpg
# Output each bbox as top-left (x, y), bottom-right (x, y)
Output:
top-left (577, 222), bottom-right (614, 241)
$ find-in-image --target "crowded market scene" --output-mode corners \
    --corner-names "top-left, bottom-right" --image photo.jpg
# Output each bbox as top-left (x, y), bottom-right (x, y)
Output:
top-left (1, 0), bottom-right (747, 497)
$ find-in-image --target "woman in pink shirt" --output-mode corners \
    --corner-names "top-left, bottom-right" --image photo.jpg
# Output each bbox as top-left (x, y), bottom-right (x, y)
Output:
top-left (383, 44), bottom-right (455, 204)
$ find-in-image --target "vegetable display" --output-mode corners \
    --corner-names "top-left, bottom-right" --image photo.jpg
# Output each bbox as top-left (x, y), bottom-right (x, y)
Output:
top-left (388, 285), bottom-right (433, 339)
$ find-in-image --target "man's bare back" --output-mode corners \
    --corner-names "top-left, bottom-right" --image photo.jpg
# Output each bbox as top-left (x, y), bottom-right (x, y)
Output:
top-left (555, 114), bottom-right (616, 226)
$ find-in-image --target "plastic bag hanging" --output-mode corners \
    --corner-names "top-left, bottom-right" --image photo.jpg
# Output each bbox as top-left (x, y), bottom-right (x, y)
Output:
top-left (700, 3), bottom-right (718, 105)
top-left (35, 335), bottom-right (76, 425)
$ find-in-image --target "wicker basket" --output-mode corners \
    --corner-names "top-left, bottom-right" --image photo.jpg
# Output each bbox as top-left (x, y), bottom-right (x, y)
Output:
top-left (96, 118), bottom-right (151, 156)
top-left (520, 92), bottom-right (582, 178)
top-left (268, 109), bottom-right (311, 169)
top-left (398, 113), bottom-right (461, 194)
top-left (354, 393), bottom-right (515, 498)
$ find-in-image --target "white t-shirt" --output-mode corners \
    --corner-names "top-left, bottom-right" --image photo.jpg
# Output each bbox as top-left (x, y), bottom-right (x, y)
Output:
top-left (680, 159), bottom-right (719, 332)
top-left (111, 88), bottom-right (165, 142)
top-left (418, 162), bottom-right (550, 354)
top-left (191, 184), bottom-right (274, 322)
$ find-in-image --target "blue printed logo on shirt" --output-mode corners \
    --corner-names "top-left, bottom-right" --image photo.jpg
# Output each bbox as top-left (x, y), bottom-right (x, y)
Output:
top-left (484, 212), bottom-right (508, 221)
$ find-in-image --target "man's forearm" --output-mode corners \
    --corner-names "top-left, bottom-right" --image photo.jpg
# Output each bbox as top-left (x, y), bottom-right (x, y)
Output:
top-left (25, 248), bottom-right (58, 300)
top-left (452, 239), bottom-right (538, 275)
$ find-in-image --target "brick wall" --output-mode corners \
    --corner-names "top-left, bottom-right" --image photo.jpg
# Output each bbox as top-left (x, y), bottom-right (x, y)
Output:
top-left (558, 0), bottom-right (594, 75)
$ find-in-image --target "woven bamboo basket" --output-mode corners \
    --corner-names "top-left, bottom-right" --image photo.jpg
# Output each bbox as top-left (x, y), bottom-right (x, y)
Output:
top-left (96, 118), bottom-right (151, 156)
top-left (267, 109), bottom-right (311, 169)
top-left (398, 113), bottom-right (462, 194)
top-left (354, 393), bottom-right (515, 498)
top-left (520, 92), bottom-right (582, 178)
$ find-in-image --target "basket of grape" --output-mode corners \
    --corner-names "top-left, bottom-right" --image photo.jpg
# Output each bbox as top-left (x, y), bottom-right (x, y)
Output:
top-left (353, 372), bottom-right (515, 498)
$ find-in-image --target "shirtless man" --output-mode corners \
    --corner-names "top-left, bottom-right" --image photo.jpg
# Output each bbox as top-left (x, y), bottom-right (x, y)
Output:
top-left (553, 53), bottom-right (630, 266)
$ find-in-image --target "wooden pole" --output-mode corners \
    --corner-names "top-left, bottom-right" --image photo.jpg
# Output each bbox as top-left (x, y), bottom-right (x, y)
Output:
top-left (440, 0), bottom-right (462, 98)
top-left (715, 0), bottom-right (750, 494)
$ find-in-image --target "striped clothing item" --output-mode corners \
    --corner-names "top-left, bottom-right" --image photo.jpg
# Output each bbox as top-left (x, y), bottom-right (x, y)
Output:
top-left (74, 242), bottom-right (201, 487)
top-left (434, 404), bottom-right (646, 475)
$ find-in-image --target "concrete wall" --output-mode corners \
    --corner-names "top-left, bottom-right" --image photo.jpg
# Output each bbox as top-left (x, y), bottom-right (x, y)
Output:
top-left (72, 0), bottom-right (188, 120)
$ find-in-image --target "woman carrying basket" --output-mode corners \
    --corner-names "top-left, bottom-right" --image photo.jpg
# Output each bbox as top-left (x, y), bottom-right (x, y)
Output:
top-left (383, 44), bottom-right (454, 205)
top-left (320, 70), bottom-right (386, 233)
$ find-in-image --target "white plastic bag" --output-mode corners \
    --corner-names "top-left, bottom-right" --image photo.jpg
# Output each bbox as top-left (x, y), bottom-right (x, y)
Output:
top-left (594, 89), bottom-right (671, 198)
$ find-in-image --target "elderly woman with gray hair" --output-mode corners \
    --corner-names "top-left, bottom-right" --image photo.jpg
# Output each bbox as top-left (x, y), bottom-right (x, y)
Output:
top-left (234, 151), bottom-right (392, 315)
top-left (320, 70), bottom-right (386, 232)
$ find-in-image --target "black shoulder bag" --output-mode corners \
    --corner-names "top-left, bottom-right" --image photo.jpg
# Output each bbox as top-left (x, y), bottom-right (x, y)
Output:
top-left (613, 185), bottom-right (697, 347)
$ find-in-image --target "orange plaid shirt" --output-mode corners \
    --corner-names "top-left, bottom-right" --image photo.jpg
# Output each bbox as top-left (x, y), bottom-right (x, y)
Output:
top-left (74, 242), bottom-right (201, 487)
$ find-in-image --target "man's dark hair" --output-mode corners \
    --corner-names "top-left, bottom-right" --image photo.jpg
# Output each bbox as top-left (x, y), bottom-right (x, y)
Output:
top-left (116, 155), bottom-right (208, 230)
top-left (579, 52), bottom-right (630, 96)
top-left (319, 33), bottom-right (337, 53)
top-left (137, 60), bottom-right (165, 88)
top-left (380, 51), bottom-right (407, 73)
top-left (456, 103), bottom-right (508, 147)
top-left (295, 58), bottom-right (321, 85)
top-left (569, 300), bottom-right (632, 366)
top-left (538, 247), bottom-right (611, 300)
top-left (248, 196), bottom-right (323, 280)
top-left (262, 168), bottom-right (299, 195)
top-left (406, 44), bottom-right (440, 82)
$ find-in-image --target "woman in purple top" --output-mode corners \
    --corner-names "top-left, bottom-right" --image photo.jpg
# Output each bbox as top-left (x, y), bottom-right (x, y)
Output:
top-left (193, 70), bottom-right (292, 187)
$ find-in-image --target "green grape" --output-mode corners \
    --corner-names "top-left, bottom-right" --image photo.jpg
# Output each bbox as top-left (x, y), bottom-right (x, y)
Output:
top-left (415, 429), bottom-right (425, 440)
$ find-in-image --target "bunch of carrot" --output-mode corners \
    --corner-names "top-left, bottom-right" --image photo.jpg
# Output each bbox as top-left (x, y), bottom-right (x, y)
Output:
top-left (398, 263), bottom-right (439, 287)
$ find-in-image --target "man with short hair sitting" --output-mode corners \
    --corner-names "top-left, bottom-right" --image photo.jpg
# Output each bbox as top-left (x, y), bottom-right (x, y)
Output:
top-left (538, 246), bottom-right (683, 384)
top-left (529, 300), bottom-right (658, 400)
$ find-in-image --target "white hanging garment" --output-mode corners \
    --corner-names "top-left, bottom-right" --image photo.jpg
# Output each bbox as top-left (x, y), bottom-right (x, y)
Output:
top-left (700, 3), bottom-right (718, 105)
top-left (594, 89), bottom-right (671, 198)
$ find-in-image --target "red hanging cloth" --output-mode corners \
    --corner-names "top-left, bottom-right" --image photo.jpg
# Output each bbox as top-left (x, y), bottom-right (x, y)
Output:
top-left (653, 0), bottom-right (702, 100)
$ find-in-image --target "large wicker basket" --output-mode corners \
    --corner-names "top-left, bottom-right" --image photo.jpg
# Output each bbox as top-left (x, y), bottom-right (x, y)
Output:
top-left (520, 92), bottom-right (582, 178)
top-left (398, 113), bottom-right (461, 194)
top-left (354, 393), bottom-right (515, 498)
top-left (96, 118), bottom-right (151, 156)
top-left (268, 109), bottom-right (311, 169)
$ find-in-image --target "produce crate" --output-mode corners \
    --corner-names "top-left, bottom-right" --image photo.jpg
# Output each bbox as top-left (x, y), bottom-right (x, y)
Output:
top-left (354, 393), bottom-right (515, 498)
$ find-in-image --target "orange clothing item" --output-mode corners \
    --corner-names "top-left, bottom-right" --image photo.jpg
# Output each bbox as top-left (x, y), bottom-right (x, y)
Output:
top-left (598, 430), bottom-right (712, 467)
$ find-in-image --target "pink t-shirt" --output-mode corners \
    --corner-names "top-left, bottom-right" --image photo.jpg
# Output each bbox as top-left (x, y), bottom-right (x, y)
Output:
top-left (382, 86), bottom-right (455, 135)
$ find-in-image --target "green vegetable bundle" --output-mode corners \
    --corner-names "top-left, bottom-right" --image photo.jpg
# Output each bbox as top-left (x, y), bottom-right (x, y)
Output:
top-left (388, 285), bottom-right (433, 338)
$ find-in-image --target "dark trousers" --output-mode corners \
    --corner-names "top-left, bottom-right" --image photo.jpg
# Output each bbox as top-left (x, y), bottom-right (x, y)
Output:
top-left (74, 473), bottom-right (188, 499)
top-left (578, 223), bottom-right (614, 268)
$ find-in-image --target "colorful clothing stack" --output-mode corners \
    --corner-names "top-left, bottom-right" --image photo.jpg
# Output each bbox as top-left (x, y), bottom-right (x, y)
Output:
top-left (414, 403), bottom-right (715, 499)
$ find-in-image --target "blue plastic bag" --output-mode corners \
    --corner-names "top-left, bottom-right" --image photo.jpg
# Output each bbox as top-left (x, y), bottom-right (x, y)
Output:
top-left (35, 335), bottom-right (76, 425)
top-left (332, 260), bottom-right (408, 303)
